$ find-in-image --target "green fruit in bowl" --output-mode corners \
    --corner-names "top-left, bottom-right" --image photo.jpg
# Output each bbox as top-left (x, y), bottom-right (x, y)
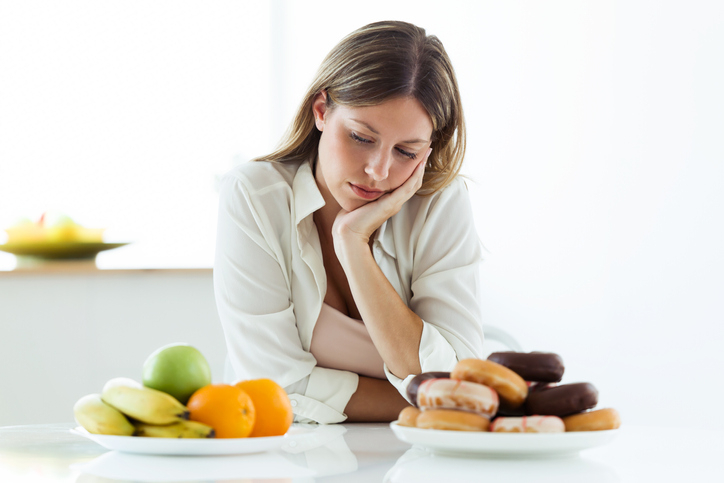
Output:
top-left (142, 343), bottom-right (212, 404)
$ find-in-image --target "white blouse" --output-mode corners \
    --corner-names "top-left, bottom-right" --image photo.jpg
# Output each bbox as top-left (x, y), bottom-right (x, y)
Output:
top-left (214, 158), bottom-right (485, 424)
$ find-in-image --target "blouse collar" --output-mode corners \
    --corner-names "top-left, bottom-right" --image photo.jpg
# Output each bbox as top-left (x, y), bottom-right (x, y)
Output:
top-left (292, 159), bottom-right (325, 226)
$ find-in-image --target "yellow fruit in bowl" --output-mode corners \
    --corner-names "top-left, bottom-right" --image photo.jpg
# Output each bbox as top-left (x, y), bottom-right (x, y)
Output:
top-left (77, 227), bottom-right (105, 243)
top-left (46, 223), bottom-right (78, 243)
top-left (44, 213), bottom-right (81, 242)
top-left (4, 218), bottom-right (45, 243)
top-left (3, 212), bottom-right (106, 244)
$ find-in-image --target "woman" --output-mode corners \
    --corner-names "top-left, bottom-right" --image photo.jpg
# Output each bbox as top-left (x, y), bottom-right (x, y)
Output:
top-left (214, 20), bottom-right (484, 423)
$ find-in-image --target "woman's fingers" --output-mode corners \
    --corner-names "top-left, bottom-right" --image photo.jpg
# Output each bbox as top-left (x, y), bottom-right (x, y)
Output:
top-left (387, 148), bottom-right (431, 205)
top-left (332, 147), bottom-right (432, 248)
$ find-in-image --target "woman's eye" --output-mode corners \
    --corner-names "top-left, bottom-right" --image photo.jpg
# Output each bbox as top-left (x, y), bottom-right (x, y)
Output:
top-left (350, 132), bottom-right (416, 160)
top-left (396, 148), bottom-right (417, 160)
top-left (350, 132), bottom-right (372, 144)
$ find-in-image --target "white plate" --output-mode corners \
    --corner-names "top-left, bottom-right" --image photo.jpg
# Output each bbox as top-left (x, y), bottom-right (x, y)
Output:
top-left (390, 421), bottom-right (619, 457)
top-left (70, 426), bottom-right (309, 456)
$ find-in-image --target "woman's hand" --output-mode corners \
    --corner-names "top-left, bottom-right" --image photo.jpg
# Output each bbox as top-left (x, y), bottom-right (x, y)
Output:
top-left (332, 148), bottom-right (431, 261)
top-left (330, 149), bottom-right (431, 378)
top-left (344, 375), bottom-right (412, 422)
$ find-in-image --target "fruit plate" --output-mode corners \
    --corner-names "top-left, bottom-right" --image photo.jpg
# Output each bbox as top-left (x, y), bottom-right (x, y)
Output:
top-left (390, 421), bottom-right (619, 457)
top-left (0, 242), bottom-right (129, 260)
top-left (70, 426), bottom-right (310, 456)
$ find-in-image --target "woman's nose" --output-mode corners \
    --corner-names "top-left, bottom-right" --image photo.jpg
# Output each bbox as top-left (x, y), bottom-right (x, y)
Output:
top-left (364, 151), bottom-right (392, 181)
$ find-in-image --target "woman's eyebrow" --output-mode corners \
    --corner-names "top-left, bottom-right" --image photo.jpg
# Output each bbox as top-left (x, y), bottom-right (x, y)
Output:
top-left (350, 119), bottom-right (429, 144)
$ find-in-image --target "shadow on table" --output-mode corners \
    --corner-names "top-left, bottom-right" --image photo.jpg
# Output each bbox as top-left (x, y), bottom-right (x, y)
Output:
top-left (384, 447), bottom-right (621, 483)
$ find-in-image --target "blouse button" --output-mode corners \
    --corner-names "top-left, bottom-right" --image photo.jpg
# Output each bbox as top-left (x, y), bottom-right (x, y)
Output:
top-left (290, 400), bottom-right (298, 407)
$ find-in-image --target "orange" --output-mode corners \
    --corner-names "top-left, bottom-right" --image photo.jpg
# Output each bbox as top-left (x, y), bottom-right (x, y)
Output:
top-left (187, 384), bottom-right (256, 438)
top-left (235, 378), bottom-right (293, 437)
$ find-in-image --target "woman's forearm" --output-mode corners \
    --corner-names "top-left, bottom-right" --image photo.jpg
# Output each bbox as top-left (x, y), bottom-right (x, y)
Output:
top-left (344, 375), bottom-right (411, 422)
top-left (337, 238), bottom-right (423, 379)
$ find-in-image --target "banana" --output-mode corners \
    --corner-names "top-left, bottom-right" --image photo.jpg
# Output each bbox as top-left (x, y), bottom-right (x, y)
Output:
top-left (133, 420), bottom-right (215, 438)
top-left (73, 393), bottom-right (135, 436)
top-left (101, 377), bottom-right (189, 425)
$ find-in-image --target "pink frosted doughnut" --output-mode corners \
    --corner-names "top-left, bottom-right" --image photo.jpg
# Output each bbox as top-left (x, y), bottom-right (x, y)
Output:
top-left (490, 415), bottom-right (565, 433)
top-left (417, 378), bottom-right (499, 418)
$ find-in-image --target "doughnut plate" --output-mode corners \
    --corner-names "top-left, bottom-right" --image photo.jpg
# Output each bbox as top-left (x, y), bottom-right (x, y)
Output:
top-left (390, 421), bottom-right (618, 457)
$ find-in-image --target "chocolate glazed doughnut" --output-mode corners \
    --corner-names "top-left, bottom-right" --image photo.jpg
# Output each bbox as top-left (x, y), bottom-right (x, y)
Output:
top-left (495, 381), bottom-right (551, 417)
top-left (495, 402), bottom-right (527, 418)
top-left (405, 372), bottom-right (451, 407)
top-left (487, 351), bottom-right (565, 383)
top-left (525, 382), bottom-right (598, 417)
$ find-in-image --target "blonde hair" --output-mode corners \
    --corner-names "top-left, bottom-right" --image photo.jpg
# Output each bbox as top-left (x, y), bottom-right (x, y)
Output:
top-left (254, 20), bottom-right (466, 195)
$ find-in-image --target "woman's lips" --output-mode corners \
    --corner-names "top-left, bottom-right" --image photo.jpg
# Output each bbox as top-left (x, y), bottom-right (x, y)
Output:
top-left (349, 183), bottom-right (385, 200)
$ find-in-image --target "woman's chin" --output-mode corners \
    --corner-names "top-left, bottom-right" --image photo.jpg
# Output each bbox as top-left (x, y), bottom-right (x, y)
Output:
top-left (339, 199), bottom-right (369, 212)
top-left (330, 191), bottom-right (369, 212)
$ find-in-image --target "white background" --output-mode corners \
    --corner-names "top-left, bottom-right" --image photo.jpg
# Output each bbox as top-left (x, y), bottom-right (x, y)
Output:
top-left (1, 1), bottom-right (722, 429)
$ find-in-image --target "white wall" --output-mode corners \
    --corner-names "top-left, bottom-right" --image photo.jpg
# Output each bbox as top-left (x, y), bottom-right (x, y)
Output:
top-left (263, 0), bottom-right (724, 429)
top-left (468, 0), bottom-right (724, 430)
top-left (0, 0), bottom-right (274, 268)
top-left (0, 271), bottom-right (226, 427)
top-left (1, 1), bottom-right (722, 429)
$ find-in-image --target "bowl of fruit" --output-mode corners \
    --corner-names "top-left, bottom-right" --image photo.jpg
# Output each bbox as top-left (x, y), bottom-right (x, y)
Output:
top-left (0, 211), bottom-right (129, 260)
top-left (71, 343), bottom-right (301, 456)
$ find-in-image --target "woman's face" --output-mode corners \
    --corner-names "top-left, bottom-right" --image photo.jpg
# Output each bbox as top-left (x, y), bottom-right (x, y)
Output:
top-left (312, 94), bottom-right (433, 213)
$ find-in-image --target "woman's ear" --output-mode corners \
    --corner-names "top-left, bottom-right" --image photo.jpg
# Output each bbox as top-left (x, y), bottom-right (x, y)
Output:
top-left (312, 90), bottom-right (328, 132)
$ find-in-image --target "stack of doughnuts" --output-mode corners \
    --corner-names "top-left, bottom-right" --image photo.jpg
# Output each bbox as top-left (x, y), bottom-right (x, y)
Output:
top-left (399, 369), bottom-right (498, 431)
top-left (398, 351), bottom-right (620, 433)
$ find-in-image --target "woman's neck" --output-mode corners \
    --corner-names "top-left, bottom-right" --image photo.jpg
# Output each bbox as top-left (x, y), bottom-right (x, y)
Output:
top-left (312, 158), bottom-right (342, 241)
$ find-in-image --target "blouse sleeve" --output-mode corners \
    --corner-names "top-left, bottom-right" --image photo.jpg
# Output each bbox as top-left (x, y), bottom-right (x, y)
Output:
top-left (384, 178), bottom-right (485, 398)
top-left (214, 172), bottom-right (358, 423)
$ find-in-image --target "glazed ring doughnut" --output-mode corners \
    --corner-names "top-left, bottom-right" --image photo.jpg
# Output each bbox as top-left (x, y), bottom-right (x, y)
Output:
top-left (416, 409), bottom-right (490, 432)
top-left (417, 378), bottom-right (499, 418)
top-left (397, 406), bottom-right (421, 427)
top-left (451, 359), bottom-right (528, 408)
top-left (489, 415), bottom-right (565, 433)
top-left (563, 408), bottom-right (621, 431)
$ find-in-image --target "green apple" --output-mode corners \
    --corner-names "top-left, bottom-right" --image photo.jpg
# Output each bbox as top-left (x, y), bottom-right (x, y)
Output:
top-left (142, 343), bottom-right (212, 404)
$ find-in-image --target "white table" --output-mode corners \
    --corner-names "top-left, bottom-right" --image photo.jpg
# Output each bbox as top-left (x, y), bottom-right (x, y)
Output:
top-left (0, 422), bottom-right (721, 482)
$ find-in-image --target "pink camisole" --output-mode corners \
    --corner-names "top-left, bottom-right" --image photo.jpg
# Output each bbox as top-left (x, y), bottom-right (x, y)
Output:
top-left (309, 303), bottom-right (386, 379)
